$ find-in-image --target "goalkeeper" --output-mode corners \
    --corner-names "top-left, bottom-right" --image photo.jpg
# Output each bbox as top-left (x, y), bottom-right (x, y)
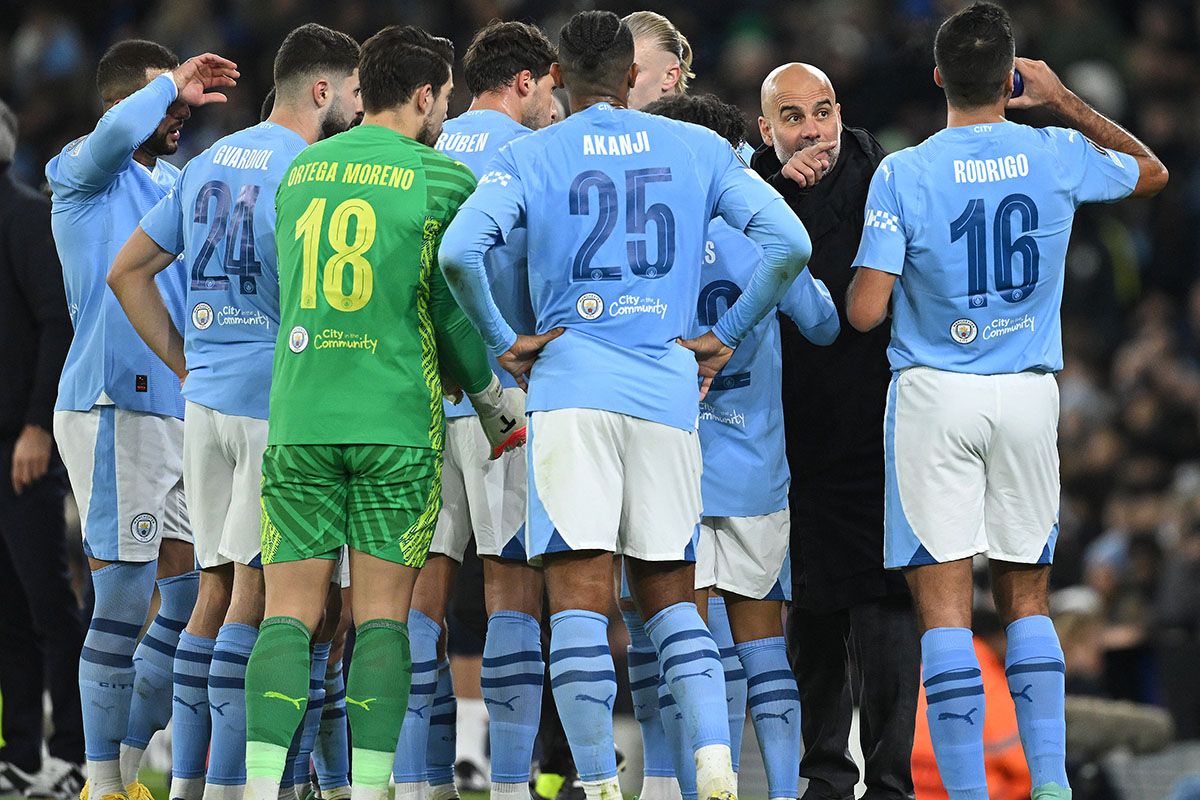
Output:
top-left (241, 25), bottom-right (531, 800)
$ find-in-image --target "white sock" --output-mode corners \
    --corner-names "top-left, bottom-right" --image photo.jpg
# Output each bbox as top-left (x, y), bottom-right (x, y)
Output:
top-left (579, 778), bottom-right (622, 800)
top-left (87, 759), bottom-right (124, 798)
top-left (170, 777), bottom-right (206, 800)
top-left (118, 745), bottom-right (144, 787)
top-left (242, 776), bottom-right (282, 800)
top-left (490, 783), bottom-right (528, 800)
top-left (694, 744), bottom-right (735, 800)
top-left (393, 781), bottom-right (424, 800)
top-left (455, 697), bottom-right (490, 768)
top-left (426, 783), bottom-right (458, 800)
top-left (322, 787), bottom-right (351, 800)
top-left (202, 784), bottom-right (246, 800)
top-left (640, 776), bottom-right (683, 800)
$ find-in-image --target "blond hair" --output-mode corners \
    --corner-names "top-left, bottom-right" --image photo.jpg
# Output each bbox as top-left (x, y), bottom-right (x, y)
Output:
top-left (623, 11), bottom-right (694, 94)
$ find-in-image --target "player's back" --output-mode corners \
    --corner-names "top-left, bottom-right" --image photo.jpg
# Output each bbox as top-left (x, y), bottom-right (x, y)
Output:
top-left (269, 123), bottom-right (476, 448)
top-left (47, 135), bottom-right (185, 416)
top-left (880, 120), bottom-right (1137, 375)
top-left (435, 109), bottom-right (534, 417)
top-left (502, 105), bottom-right (738, 430)
top-left (161, 121), bottom-right (307, 420)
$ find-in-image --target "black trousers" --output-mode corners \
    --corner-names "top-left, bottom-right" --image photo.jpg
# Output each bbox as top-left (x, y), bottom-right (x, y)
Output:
top-left (0, 441), bottom-right (86, 771)
top-left (788, 595), bottom-right (920, 800)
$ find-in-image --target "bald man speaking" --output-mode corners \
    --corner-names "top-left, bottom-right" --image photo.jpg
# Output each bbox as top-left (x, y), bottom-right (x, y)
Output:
top-left (751, 64), bottom-right (920, 800)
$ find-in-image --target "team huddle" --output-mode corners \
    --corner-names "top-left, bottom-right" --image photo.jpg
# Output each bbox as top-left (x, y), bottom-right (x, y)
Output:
top-left (44, 5), bottom-right (1166, 800)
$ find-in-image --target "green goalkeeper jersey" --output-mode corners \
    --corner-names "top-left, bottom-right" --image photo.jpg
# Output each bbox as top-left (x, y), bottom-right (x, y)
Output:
top-left (269, 123), bottom-right (488, 447)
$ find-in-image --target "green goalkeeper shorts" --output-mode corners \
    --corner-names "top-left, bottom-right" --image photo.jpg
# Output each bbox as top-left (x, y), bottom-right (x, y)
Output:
top-left (260, 444), bottom-right (442, 567)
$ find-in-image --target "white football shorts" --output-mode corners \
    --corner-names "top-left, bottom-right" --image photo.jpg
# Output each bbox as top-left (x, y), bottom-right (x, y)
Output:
top-left (884, 367), bottom-right (1060, 569)
top-left (696, 509), bottom-right (791, 600)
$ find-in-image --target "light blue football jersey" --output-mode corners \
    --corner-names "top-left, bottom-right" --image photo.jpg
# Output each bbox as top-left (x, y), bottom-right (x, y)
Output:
top-left (140, 121), bottom-right (307, 420)
top-left (458, 103), bottom-right (782, 431)
top-left (853, 121), bottom-right (1138, 374)
top-left (434, 109), bottom-right (535, 418)
top-left (696, 220), bottom-right (838, 517)
top-left (47, 73), bottom-right (187, 417)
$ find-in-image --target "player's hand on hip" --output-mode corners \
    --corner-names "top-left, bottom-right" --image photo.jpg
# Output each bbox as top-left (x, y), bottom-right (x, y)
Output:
top-left (1007, 57), bottom-right (1067, 112)
top-left (11, 424), bottom-right (52, 495)
top-left (677, 331), bottom-right (734, 401)
top-left (172, 53), bottom-right (239, 106)
top-left (781, 140), bottom-right (836, 188)
top-left (498, 327), bottom-right (566, 390)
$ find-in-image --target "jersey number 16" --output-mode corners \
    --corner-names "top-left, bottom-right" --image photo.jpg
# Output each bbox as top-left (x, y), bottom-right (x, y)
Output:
top-left (949, 192), bottom-right (1040, 309)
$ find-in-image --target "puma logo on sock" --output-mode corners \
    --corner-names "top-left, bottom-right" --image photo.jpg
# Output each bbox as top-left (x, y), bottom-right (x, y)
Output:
top-left (209, 701), bottom-right (231, 716)
top-left (173, 695), bottom-right (207, 714)
top-left (263, 691), bottom-right (305, 710)
top-left (671, 667), bottom-right (714, 683)
top-left (753, 707), bottom-right (794, 724)
top-left (574, 693), bottom-right (614, 710)
top-left (1011, 684), bottom-right (1034, 703)
top-left (345, 696), bottom-right (376, 711)
top-left (937, 707), bottom-right (978, 725)
top-left (484, 695), bottom-right (520, 711)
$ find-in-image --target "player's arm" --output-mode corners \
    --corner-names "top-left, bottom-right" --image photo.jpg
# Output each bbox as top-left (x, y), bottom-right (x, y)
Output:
top-left (107, 227), bottom-right (186, 378)
top-left (846, 155), bottom-right (905, 332)
top-left (778, 267), bottom-right (839, 345)
top-left (1011, 57), bottom-right (1167, 198)
top-left (63, 54), bottom-right (237, 192)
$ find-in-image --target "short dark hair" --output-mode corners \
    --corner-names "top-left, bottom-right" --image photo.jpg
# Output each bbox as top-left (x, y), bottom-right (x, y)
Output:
top-left (358, 25), bottom-right (454, 115)
top-left (463, 21), bottom-right (556, 97)
top-left (934, 2), bottom-right (1016, 108)
top-left (642, 93), bottom-right (747, 149)
top-left (273, 23), bottom-right (360, 92)
top-left (260, 86), bottom-right (276, 122)
top-left (557, 11), bottom-right (634, 97)
top-left (96, 39), bottom-right (178, 103)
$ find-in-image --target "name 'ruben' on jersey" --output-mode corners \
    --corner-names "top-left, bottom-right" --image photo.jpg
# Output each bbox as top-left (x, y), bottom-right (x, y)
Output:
top-left (434, 109), bottom-right (535, 419)
top-left (695, 220), bottom-right (839, 518)
top-left (141, 121), bottom-right (308, 420)
top-left (853, 120), bottom-right (1139, 375)
top-left (459, 104), bottom-right (783, 431)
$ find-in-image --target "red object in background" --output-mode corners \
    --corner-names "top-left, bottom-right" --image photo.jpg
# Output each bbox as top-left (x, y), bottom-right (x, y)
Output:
top-left (912, 637), bottom-right (1033, 800)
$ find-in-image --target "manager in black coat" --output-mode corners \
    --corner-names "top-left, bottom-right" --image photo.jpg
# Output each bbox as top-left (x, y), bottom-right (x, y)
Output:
top-left (753, 63), bottom-right (919, 800)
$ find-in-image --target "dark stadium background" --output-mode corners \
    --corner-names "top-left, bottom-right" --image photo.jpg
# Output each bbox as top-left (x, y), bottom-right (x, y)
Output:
top-left (1, 0), bottom-right (1198, 797)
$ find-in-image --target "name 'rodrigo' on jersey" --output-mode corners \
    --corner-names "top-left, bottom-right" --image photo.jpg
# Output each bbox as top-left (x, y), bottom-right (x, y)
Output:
top-left (696, 219), bottom-right (838, 518)
top-left (434, 109), bottom-right (535, 419)
top-left (459, 104), bottom-right (783, 431)
top-left (852, 120), bottom-right (1138, 375)
top-left (141, 121), bottom-right (308, 420)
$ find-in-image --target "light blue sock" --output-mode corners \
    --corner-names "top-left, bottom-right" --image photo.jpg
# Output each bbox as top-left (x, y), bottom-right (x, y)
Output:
top-left (645, 603), bottom-right (729, 751)
top-left (548, 610), bottom-right (618, 781)
top-left (922, 628), bottom-right (988, 800)
top-left (392, 610), bottom-right (440, 783)
top-left (207, 622), bottom-right (257, 787)
top-left (425, 659), bottom-right (457, 787)
top-left (292, 640), bottom-right (331, 790)
top-left (171, 631), bottom-right (215, 780)
top-left (706, 598), bottom-right (746, 775)
top-left (658, 679), bottom-right (696, 800)
top-left (623, 610), bottom-right (675, 780)
top-left (737, 637), bottom-right (800, 799)
top-left (125, 571), bottom-right (199, 750)
top-left (314, 659), bottom-right (349, 791)
top-left (1005, 616), bottom-right (1069, 791)
top-left (483, 611), bottom-right (544, 784)
top-left (81, 562), bottom-right (157, 762)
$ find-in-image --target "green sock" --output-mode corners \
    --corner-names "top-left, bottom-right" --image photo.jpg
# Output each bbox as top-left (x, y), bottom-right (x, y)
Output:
top-left (245, 616), bottom-right (313, 780)
top-left (345, 618), bottom-right (411, 788)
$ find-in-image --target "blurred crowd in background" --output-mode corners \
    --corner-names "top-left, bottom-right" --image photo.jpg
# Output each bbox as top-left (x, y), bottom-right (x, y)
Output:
top-left (1, 0), bottom-right (1198, 752)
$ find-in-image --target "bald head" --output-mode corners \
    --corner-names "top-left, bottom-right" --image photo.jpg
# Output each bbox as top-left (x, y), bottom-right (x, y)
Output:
top-left (760, 63), bottom-right (834, 115)
top-left (758, 62), bottom-right (843, 172)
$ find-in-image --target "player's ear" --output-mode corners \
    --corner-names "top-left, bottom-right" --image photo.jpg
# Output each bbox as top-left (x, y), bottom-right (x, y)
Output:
top-left (663, 63), bottom-right (680, 92)
top-left (418, 83), bottom-right (434, 114)
top-left (933, 66), bottom-right (944, 89)
top-left (758, 116), bottom-right (772, 147)
top-left (549, 62), bottom-right (564, 89)
top-left (516, 69), bottom-right (534, 97)
top-left (312, 78), bottom-right (330, 109)
top-left (628, 62), bottom-right (638, 90)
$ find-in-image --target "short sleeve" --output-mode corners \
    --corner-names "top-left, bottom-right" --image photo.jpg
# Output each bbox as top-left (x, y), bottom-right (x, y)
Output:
top-left (852, 156), bottom-right (907, 276)
top-left (140, 170), bottom-right (186, 255)
top-left (709, 134), bottom-right (782, 231)
top-left (459, 145), bottom-right (526, 242)
top-left (1046, 126), bottom-right (1138, 206)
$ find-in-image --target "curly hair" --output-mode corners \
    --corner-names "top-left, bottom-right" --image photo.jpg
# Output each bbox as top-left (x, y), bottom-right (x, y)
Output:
top-left (557, 11), bottom-right (634, 96)
top-left (463, 21), bottom-right (556, 97)
top-left (641, 93), bottom-right (748, 149)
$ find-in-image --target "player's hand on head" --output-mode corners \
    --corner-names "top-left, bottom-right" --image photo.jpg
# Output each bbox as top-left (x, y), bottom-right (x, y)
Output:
top-left (1007, 57), bottom-right (1066, 112)
top-left (172, 53), bottom-right (239, 106)
top-left (677, 331), bottom-right (735, 401)
top-left (498, 327), bottom-right (566, 390)
top-left (781, 140), bottom-right (836, 188)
